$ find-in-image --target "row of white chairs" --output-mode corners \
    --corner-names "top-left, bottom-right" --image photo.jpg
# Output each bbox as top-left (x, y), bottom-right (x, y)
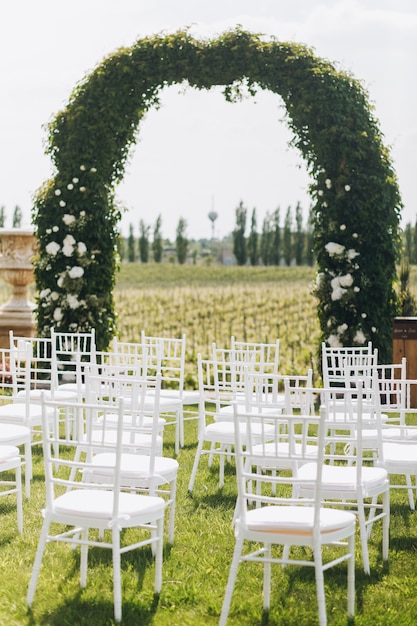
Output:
top-left (3, 332), bottom-right (417, 624)
top-left (25, 367), bottom-right (181, 623)
top-left (189, 340), bottom-right (417, 624)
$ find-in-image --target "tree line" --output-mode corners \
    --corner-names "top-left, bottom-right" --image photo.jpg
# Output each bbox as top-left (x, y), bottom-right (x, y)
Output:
top-left (232, 200), bottom-right (314, 266)
top-left (0, 205), bottom-right (24, 228)
top-left (120, 214), bottom-right (189, 264)
top-left (402, 219), bottom-right (417, 264)
top-left (120, 201), bottom-right (316, 266)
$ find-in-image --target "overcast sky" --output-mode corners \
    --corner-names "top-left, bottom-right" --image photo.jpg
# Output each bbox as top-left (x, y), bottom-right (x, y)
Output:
top-left (1, 0), bottom-right (416, 240)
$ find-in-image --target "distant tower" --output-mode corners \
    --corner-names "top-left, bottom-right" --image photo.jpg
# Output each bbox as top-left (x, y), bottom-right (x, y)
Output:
top-left (208, 197), bottom-right (218, 240)
top-left (208, 211), bottom-right (218, 240)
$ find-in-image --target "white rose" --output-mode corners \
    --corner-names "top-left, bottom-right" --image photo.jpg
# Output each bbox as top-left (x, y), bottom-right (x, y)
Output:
top-left (62, 245), bottom-right (74, 257)
top-left (67, 183), bottom-right (74, 190)
top-left (67, 294), bottom-right (80, 309)
top-left (77, 242), bottom-right (87, 255)
top-left (54, 189), bottom-right (61, 196)
top-left (63, 234), bottom-right (75, 246)
top-left (59, 200), bottom-right (66, 207)
top-left (325, 242), bottom-right (345, 256)
top-left (53, 307), bottom-right (63, 322)
top-left (62, 214), bottom-right (76, 226)
top-left (339, 273), bottom-right (353, 288)
top-left (45, 241), bottom-right (60, 256)
top-left (68, 266), bottom-right (84, 279)
top-left (39, 288), bottom-right (51, 299)
top-left (325, 179), bottom-right (332, 189)
top-left (347, 249), bottom-right (360, 260)
top-left (327, 334), bottom-right (342, 348)
top-left (331, 286), bottom-right (346, 301)
top-left (354, 329), bottom-right (366, 344)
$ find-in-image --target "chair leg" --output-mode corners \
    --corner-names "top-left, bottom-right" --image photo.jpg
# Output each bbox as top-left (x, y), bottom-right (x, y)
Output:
top-left (219, 535), bottom-right (244, 626)
top-left (188, 439), bottom-right (204, 492)
top-left (263, 543), bottom-right (271, 611)
top-left (406, 474), bottom-right (415, 510)
top-left (27, 517), bottom-right (50, 607)
top-left (154, 516), bottom-right (164, 594)
top-left (314, 549), bottom-right (327, 626)
top-left (112, 527), bottom-right (122, 623)
top-left (347, 534), bottom-right (355, 618)
top-left (80, 528), bottom-right (89, 587)
top-left (382, 490), bottom-right (390, 562)
top-left (179, 407), bottom-right (184, 449)
top-left (208, 441), bottom-right (216, 467)
top-left (219, 447), bottom-right (225, 489)
top-left (16, 463), bottom-right (23, 533)
top-left (24, 441), bottom-right (32, 499)
top-left (357, 503), bottom-right (370, 575)
top-left (168, 479), bottom-right (176, 544)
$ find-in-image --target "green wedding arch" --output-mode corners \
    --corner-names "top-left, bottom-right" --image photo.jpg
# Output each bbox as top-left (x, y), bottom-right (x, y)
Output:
top-left (33, 28), bottom-right (402, 358)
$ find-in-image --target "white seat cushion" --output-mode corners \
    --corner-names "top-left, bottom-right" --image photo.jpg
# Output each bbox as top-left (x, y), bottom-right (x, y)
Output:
top-left (53, 489), bottom-right (165, 520)
top-left (245, 504), bottom-right (356, 535)
top-left (298, 463), bottom-right (388, 492)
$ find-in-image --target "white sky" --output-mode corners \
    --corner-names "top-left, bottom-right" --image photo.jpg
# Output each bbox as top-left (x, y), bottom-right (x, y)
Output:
top-left (1, 0), bottom-right (416, 240)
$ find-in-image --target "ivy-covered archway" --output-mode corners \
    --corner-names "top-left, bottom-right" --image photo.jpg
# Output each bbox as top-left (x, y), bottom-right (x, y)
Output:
top-left (33, 28), bottom-right (402, 358)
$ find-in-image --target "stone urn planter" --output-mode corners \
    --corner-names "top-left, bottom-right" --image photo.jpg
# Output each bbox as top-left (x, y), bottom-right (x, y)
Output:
top-left (0, 228), bottom-right (37, 347)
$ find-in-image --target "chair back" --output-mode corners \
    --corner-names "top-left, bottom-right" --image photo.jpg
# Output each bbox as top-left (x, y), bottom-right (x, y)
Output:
top-left (51, 328), bottom-right (96, 387)
top-left (322, 341), bottom-right (374, 387)
top-left (9, 332), bottom-right (54, 391)
top-left (377, 358), bottom-right (407, 423)
top-left (233, 402), bottom-right (326, 526)
top-left (86, 369), bottom-right (163, 457)
top-left (41, 395), bottom-right (126, 518)
top-left (322, 381), bottom-right (383, 471)
top-left (141, 332), bottom-right (186, 394)
top-left (231, 337), bottom-right (280, 374)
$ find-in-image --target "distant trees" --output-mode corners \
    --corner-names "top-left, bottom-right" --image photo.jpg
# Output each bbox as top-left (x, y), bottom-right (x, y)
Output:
top-left (139, 219), bottom-right (150, 263)
top-left (176, 217), bottom-right (188, 264)
top-left (119, 200), bottom-right (317, 266)
top-left (401, 217), bottom-right (417, 265)
top-left (247, 208), bottom-right (259, 266)
top-left (12, 205), bottom-right (22, 228)
top-left (0, 205), bottom-right (23, 228)
top-left (127, 223), bottom-right (136, 262)
top-left (270, 208), bottom-right (281, 266)
top-left (232, 201), bottom-right (247, 266)
top-left (283, 206), bottom-right (292, 266)
top-left (232, 201), bottom-right (315, 267)
top-left (152, 214), bottom-right (163, 263)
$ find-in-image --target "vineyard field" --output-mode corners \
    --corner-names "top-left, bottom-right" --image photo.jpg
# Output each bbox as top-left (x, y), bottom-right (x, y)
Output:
top-left (115, 264), bottom-right (320, 384)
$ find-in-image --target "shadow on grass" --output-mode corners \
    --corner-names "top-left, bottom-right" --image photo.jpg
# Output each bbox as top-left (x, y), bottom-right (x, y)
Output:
top-left (25, 540), bottom-right (170, 626)
top-left (26, 592), bottom-right (160, 625)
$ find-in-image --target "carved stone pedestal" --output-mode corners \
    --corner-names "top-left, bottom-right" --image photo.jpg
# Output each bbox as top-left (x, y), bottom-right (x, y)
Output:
top-left (0, 229), bottom-right (37, 348)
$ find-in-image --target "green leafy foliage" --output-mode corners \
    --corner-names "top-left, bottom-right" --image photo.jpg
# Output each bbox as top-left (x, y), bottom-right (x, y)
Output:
top-left (33, 28), bottom-right (401, 354)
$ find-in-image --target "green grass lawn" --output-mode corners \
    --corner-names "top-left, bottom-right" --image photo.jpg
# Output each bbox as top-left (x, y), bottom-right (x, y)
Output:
top-left (1, 264), bottom-right (417, 624)
top-left (2, 415), bottom-right (417, 625)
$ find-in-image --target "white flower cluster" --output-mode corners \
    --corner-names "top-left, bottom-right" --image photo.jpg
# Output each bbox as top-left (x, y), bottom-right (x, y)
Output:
top-left (330, 273), bottom-right (354, 301)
